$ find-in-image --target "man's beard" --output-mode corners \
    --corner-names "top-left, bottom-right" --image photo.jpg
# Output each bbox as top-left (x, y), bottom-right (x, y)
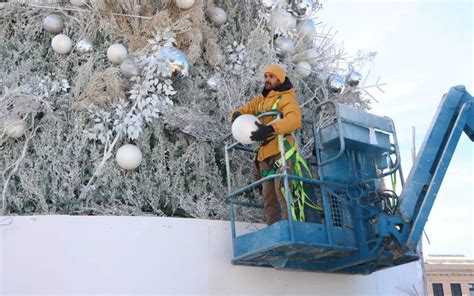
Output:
top-left (264, 82), bottom-right (272, 89)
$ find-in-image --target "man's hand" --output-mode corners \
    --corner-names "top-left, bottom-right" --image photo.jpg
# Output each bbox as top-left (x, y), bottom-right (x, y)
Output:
top-left (231, 111), bottom-right (242, 123)
top-left (250, 122), bottom-right (274, 142)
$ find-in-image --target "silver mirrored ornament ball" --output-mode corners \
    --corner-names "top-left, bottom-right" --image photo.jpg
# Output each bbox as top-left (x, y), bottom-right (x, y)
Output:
top-left (260, 0), bottom-right (278, 12)
top-left (76, 39), bottom-right (93, 54)
top-left (158, 47), bottom-right (189, 79)
top-left (346, 71), bottom-right (362, 87)
top-left (274, 36), bottom-right (295, 57)
top-left (207, 75), bottom-right (223, 90)
top-left (327, 74), bottom-right (345, 94)
top-left (120, 58), bottom-right (140, 78)
top-left (288, 0), bottom-right (313, 19)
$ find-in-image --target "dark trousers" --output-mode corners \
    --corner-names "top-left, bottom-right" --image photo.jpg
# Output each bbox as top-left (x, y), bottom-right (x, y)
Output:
top-left (259, 154), bottom-right (291, 225)
top-left (258, 155), bottom-right (323, 225)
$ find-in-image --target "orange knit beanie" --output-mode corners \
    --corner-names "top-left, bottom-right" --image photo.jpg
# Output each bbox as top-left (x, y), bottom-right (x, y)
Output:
top-left (264, 64), bottom-right (286, 84)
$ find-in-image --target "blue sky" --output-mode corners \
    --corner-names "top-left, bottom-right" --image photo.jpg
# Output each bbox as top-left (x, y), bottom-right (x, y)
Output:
top-left (318, 0), bottom-right (473, 257)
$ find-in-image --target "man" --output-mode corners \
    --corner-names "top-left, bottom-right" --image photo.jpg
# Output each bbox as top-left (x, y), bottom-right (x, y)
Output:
top-left (231, 64), bottom-right (302, 225)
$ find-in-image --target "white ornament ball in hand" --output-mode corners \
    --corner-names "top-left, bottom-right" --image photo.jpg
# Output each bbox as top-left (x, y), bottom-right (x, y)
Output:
top-left (297, 19), bottom-right (316, 43)
top-left (232, 114), bottom-right (260, 145)
top-left (70, 0), bottom-right (87, 6)
top-left (51, 34), bottom-right (73, 54)
top-left (295, 61), bottom-right (312, 78)
top-left (176, 0), bottom-right (195, 10)
top-left (107, 43), bottom-right (128, 64)
top-left (120, 58), bottom-right (140, 78)
top-left (116, 144), bottom-right (143, 170)
top-left (43, 14), bottom-right (64, 34)
top-left (5, 121), bottom-right (27, 139)
top-left (210, 7), bottom-right (228, 26)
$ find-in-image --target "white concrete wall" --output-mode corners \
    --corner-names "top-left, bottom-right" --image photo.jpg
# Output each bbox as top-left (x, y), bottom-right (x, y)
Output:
top-left (0, 216), bottom-right (424, 295)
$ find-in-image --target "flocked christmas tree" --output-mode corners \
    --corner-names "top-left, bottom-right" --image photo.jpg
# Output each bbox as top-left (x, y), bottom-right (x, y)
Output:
top-left (0, 0), bottom-right (384, 221)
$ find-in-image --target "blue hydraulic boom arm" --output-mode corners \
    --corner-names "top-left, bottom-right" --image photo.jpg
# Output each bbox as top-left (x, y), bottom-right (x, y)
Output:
top-left (398, 85), bottom-right (474, 252)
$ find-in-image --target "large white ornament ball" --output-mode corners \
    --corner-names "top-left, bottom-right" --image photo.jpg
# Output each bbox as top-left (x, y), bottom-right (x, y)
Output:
top-left (176, 0), bottom-right (195, 9)
top-left (70, 0), bottom-right (87, 6)
top-left (210, 7), bottom-right (228, 26)
top-left (232, 114), bottom-right (260, 145)
top-left (107, 43), bottom-right (128, 64)
top-left (297, 19), bottom-right (316, 43)
top-left (43, 14), bottom-right (64, 34)
top-left (274, 36), bottom-right (295, 57)
top-left (5, 121), bottom-right (27, 139)
top-left (76, 39), bottom-right (93, 54)
top-left (295, 61), bottom-right (312, 78)
top-left (51, 34), bottom-right (73, 54)
top-left (120, 58), bottom-right (140, 78)
top-left (116, 144), bottom-right (143, 170)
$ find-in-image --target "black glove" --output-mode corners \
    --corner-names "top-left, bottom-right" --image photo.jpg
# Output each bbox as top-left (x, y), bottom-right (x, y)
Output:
top-left (231, 111), bottom-right (242, 123)
top-left (250, 122), bottom-right (275, 142)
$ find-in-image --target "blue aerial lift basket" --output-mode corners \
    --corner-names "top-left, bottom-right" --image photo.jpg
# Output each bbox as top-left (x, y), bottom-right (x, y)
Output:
top-left (225, 86), bottom-right (473, 274)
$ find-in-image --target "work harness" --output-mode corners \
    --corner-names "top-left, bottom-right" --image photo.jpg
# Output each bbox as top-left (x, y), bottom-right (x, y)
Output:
top-left (256, 96), bottom-right (323, 222)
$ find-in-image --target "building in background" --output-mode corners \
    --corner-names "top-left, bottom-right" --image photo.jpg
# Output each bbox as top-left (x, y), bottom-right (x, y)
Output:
top-left (425, 255), bottom-right (474, 296)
